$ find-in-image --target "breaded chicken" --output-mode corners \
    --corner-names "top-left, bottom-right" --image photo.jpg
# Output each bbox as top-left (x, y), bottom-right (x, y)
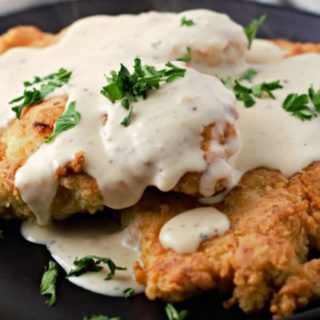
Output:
top-left (0, 27), bottom-right (237, 222)
top-left (130, 164), bottom-right (320, 318)
top-left (0, 26), bottom-right (63, 54)
top-left (0, 93), bottom-right (236, 221)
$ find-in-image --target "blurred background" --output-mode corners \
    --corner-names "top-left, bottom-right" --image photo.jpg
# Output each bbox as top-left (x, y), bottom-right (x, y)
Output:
top-left (0, 0), bottom-right (320, 44)
top-left (0, 0), bottom-right (320, 16)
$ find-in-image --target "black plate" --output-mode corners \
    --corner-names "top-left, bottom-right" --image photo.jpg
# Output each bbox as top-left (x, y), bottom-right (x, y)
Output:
top-left (1, 1), bottom-right (320, 319)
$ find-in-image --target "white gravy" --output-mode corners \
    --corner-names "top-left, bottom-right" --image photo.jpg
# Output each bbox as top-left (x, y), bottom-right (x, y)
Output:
top-left (245, 39), bottom-right (286, 64)
top-left (21, 216), bottom-right (144, 296)
top-left (0, 9), bottom-right (246, 225)
top-left (209, 53), bottom-right (320, 178)
top-left (159, 207), bottom-right (229, 253)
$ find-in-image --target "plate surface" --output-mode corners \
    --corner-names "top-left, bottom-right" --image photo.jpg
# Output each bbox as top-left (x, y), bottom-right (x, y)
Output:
top-left (1, 1), bottom-right (320, 319)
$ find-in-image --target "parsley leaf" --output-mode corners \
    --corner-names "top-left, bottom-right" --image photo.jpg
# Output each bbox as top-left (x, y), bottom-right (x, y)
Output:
top-left (176, 46), bottom-right (192, 63)
top-left (67, 255), bottom-right (126, 280)
top-left (83, 315), bottom-right (121, 320)
top-left (308, 85), bottom-right (320, 112)
top-left (251, 80), bottom-right (283, 99)
top-left (40, 260), bottom-right (59, 307)
top-left (180, 16), bottom-right (195, 27)
top-left (233, 80), bottom-right (256, 107)
top-left (225, 78), bottom-right (282, 108)
top-left (45, 101), bottom-right (81, 143)
top-left (120, 105), bottom-right (133, 127)
top-left (283, 93), bottom-right (315, 120)
top-left (165, 304), bottom-right (188, 320)
top-left (239, 68), bottom-right (258, 82)
top-left (123, 287), bottom-right (135, 298)
top-left (10, 68), bottom-right (72, 119)
top-left (101, 58), bottom-right (186, 126)
top-left (244, 15), bottom-right (266, 49)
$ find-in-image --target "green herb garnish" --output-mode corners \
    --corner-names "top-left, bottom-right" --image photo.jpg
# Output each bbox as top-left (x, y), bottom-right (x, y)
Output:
top-left (120, 105), bottom-right (133, 127)
top-left (10, 68), bottom-right (72, 119)
top-left (224, 78), bottom-right (282, 108)
top-left (67, 255), bottom-right (126, 280)
top-left (123, 287), bottom-right (135, 298)
top-left (233, 80), bottom-right (256, 107)
top-left (44, 101), bottom-right (80, 143)
top-left (251, 81), bottom-right (283, 99)
top-left (282, 85), bottom-right (320, 121)
top-left (83, 315), bottom-right (121, 320)
top-left (239, 68), bottom-right (258, 82)
top-left (165, 303), bottom-right (188, 320)
top-left (40, 260), bottom-right (59, 307)
top-left (244, 15), bottom-right (266, 49)
top-left (176, 46), bottom-right (192, 63)
top-left (180, 16), bottom-right (195, 27)
top-left (0, 230), bottom-right (4, 239)
top-left (308, 85), bottom-right (320, 112)
top-left (101, 58), bottom-right (186, 126)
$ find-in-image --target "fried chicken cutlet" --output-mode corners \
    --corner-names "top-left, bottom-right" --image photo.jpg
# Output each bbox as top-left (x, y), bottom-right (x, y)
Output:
top-left (0, 14), bottom-right (242, 223)
top-left (0, 93), bottom-right (236, 222)
top-left (130, 164), bottom-right (320, 319)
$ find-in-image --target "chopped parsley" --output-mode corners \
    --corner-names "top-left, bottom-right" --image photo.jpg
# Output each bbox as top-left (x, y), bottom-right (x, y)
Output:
top-left (282, 85), bottom-right (320, 121)
top-left (123, 287), bottom-right (135, 298)
top-left (239, 68), bottom-right (258, 82)
top-left (244, 15), bottom-right (266, 49)
top-left (165, 303), bottom-right (188, 320)
top-left (176, 46), bottom-right (192, 63)
top-left (180, 16), bottom-right (195, 27)
top-left (120, 105), bottom-right (133, 127)
top-left (309, 85), bottom-right (320, 112)
top-left (83, 316), bottom-right (121, 320)
top-left (40, 260), bottom-right (59, 307)
top-left (44, 101), bottom-right (81, 143)
top-left (233, 80), bottom-right (256, 107)
top-left (224, 78), bottom-right (283, 108)
top-left (10, 68), bottom-right (72, 119)
top-left (67, 255), bottom-right (126, 280)
top-left (101, 58), bottom-right (186, 126)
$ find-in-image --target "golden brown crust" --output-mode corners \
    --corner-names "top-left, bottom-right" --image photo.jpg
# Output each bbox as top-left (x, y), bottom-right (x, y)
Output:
top-left (0, 26), bottom-right (63, 54)
top-left (132, 164), bottom-right (320, 318)
top-left (0, 95), bottom-right (104, 221)
top-left (274, 39), bottom-right (320, 56)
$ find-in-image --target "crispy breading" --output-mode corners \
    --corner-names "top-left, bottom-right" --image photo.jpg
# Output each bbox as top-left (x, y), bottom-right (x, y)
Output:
top-left (0, 96), bottom-right (104, 221)
top-left (0, 26), bottom-right (64, 54)
top-left (274, 39), bottom-right (320, 56)
top-left (131, 165), bottom-right (320, 318)
top-left (271, 259), bottom-right (320, 318)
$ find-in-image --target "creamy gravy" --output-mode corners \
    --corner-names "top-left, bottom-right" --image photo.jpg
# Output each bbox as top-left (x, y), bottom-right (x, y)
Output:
top-left (245, 39), bottom-right (286, 64)
top-left (159, 207), bottom-right (229, 253)
top-left (21, 216), bottom-right (144, 296)
top-left (0, 9), bottom-right (246, 225)
top-left (208, 53), bottom-right (320, 178)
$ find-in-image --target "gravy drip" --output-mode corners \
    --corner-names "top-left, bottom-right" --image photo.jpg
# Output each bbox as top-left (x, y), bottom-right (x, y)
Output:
top-left (159, 207), bottom-right (230, 253)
